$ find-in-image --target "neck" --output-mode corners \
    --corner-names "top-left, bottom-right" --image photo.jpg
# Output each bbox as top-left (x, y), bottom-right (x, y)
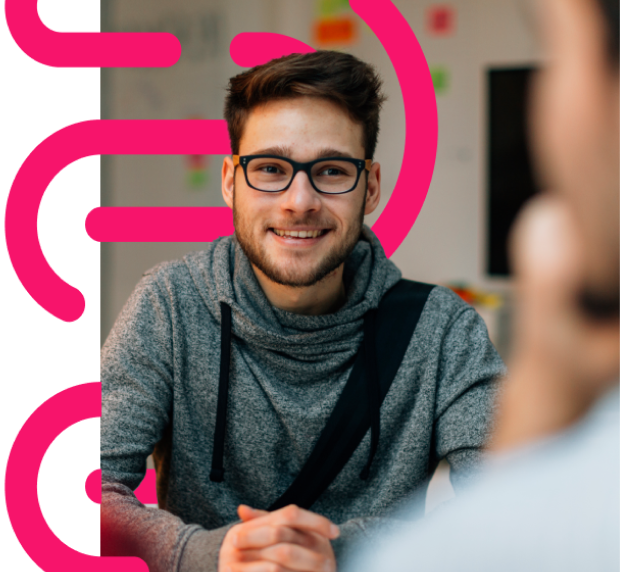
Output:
top-left (252, 264), bottom-right (347, 316)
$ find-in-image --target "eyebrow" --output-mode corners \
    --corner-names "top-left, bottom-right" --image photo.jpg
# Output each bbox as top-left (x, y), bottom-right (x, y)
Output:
top-left (248, 146), bottom-right (356, 160)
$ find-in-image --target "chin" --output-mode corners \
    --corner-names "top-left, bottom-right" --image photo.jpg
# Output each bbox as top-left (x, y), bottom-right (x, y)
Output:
top-left (260, 256), bottom-right (334, 288)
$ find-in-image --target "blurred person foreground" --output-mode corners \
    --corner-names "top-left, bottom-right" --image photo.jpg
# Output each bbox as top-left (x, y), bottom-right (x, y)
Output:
top-left (347, 0), bottom-right (620, 570)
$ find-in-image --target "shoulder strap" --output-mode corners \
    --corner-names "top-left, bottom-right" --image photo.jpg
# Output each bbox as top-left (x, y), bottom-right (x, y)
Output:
top-left (268, 279), bottom-right (434, 511)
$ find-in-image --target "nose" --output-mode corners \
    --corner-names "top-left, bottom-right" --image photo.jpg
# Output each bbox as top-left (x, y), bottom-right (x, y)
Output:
top-left (280, 170), bottom-right (322, 214)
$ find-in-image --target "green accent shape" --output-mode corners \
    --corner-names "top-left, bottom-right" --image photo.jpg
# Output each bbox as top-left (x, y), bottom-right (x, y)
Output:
top-left (47, 423), bottom-right (99, 544)
top-left (316, 0), bottom-right (350, 17)
top-left (187, 170), bottom-right (208, 189)
top-left (430, 66), bottom-right (450, 95)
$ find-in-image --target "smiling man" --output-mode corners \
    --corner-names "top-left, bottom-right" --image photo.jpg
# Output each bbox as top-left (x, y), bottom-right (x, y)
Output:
top-left (101, 51), bottom-right (505, 572)
top-left (223, 95), bottom-right (377, 315)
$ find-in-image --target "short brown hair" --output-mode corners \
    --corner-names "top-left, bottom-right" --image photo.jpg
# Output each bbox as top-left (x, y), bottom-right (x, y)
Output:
top-left (224, 51), bottom-right (386, 159)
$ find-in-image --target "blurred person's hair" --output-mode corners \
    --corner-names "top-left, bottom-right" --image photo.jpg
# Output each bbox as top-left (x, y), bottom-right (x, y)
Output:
top-left (597, 0), bottom-right (620, 66)
top-left (224, 51), bottom-right (386, 159)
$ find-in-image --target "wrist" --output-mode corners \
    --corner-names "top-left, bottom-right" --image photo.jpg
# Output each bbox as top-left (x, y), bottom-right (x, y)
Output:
top-left (178, 524), bottom-right (235, 572)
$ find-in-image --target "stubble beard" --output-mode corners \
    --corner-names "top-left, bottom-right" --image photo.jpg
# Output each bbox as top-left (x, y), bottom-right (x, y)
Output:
top-left (233, 189), bottom-right (365, 288)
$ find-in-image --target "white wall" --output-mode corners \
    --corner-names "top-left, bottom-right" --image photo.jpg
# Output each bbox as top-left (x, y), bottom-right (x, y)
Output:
top-left (102, 0), bottom-right (541, 341)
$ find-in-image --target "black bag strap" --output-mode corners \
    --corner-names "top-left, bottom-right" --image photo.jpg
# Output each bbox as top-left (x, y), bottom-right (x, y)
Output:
top-left (268, 279), bottom-right (434, 510)
top-left (210, 279), bottom-right (434, 510)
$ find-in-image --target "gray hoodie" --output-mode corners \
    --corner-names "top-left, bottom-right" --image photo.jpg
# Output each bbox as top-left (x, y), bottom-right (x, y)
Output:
top-left (101, 227), bottom-right (505, 571)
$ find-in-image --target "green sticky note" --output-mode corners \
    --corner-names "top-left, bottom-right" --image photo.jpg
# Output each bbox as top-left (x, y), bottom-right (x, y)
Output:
top-left (430, 66), bottom-right (450, 95)
top-left (316, 0), bottom-right (350, 17)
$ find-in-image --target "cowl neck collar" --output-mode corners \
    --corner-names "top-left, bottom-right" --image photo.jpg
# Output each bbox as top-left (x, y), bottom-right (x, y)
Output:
top-left (184, 225), bottom-right (401, 360)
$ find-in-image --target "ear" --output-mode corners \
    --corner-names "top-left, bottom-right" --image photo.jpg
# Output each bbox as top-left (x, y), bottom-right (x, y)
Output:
top-left (364, 162), bottom-right (381, 215)
top-left (222, 156), bottom-right (235, 209)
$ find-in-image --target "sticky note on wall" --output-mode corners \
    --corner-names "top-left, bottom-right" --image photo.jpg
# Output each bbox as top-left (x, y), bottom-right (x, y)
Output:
top-left (427, 5), bottom-right (456, 36)
top-left (313, 0), bottom-right (358, 47)
top-left (430, 66), bottom-right (450, 95)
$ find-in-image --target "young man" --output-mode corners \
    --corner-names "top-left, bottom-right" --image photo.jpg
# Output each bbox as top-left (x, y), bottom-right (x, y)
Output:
top-left (349, 0), bottom-right (620, 570)
top-left (101, 51), bottom-right (505, 572)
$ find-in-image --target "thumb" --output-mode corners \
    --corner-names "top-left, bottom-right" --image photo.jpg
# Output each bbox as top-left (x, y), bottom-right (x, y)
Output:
top-left (238, 504), bottom-right (269, 522)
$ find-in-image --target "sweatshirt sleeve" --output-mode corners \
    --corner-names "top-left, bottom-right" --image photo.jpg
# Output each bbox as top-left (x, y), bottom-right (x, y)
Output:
top-left (101, 271), bottom-right (231, 571)
top-left (101, 271), bottom-right (173, 490)
top-left (101, 475), bottom-right (234, 571)
top-left (432, 303), bottom-right (506, 492)
top-left (333, 300), bottom-right (505, 568)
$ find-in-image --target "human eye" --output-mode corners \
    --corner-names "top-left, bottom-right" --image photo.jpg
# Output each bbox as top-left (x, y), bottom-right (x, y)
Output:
top-left (318, 166), bottom-right (347, 177)
top-left (247, 158), bottom-right (291, 190)
top-left (314, 160), bottom-right (355, 178)
top-left (248, 159), bottom-right (288, 176)
top-left (261, 164), bottom-right (284, 174)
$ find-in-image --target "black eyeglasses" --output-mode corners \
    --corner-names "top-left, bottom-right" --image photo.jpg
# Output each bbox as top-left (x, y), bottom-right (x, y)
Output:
top-left (233, 154), bottom-right (372, 195)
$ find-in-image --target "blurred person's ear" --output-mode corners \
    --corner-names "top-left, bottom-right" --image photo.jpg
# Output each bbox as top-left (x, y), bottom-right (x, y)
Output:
top-left (510, 197), bottom-right (619, 387)
top-left (490, 196), bottom-right (619, 451)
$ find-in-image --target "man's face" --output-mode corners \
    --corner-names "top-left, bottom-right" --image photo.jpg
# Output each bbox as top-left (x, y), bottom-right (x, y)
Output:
top-left (222, 96), bottom-right (381, 288)
top-left (531, 0), bottom-right (620, 304)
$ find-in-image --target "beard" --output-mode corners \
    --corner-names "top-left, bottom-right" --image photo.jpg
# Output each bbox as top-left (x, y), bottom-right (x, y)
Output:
top-left (233, 191), bottom-right (365, 288)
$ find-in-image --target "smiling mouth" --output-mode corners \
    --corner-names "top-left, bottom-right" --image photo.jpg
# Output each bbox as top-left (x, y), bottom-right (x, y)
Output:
top-left (270, 228), bottom-right (329, 239)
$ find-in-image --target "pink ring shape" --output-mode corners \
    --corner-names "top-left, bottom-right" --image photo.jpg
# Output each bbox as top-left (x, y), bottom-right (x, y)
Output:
top-left (4, 382), bottom-right (148, 571)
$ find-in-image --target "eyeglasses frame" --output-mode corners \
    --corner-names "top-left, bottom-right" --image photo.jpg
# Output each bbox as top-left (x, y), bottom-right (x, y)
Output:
top-left (232, 154), bottom-right (372, 195)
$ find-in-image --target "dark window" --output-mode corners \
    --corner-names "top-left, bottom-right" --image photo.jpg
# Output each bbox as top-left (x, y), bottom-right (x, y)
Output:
top-left (487, 67), bottom-right (539, 276)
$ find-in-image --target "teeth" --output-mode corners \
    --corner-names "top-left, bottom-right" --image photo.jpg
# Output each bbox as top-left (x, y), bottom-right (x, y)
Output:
top-left (274, 229), bottom-right (324, 238)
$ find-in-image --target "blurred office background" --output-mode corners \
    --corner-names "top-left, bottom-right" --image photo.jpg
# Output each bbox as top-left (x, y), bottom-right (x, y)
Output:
top-left (101, 0), bottom-right (541, 359)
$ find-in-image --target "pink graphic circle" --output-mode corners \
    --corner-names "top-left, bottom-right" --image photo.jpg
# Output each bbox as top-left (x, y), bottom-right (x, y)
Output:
top-left (5, 383), bottom-right (147, 571)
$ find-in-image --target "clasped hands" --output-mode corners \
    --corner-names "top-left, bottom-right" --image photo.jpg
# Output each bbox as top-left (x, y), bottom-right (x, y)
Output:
top-left (219, 504), bottom-right (340, 572)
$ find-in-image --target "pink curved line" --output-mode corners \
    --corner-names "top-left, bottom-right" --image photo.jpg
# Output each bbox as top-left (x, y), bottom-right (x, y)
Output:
top-left (85, 469), bottom-right (102, 504)
top-left (230, 32), bottom-right (315, 67)
top-left (86, 469), bottom-right (158, 506)
top-left (5, 0), bottom-right (181, 67)
top-left (351, 0), bottom-right (438, 257)
top-left (86, 208), bottom-right (233, 243)
top-left (5, 120), bottom-right (232, 323)
top-left (6, 10), bottom-right (435, 321)
top-left (5, 383), bottom-right (148, 571)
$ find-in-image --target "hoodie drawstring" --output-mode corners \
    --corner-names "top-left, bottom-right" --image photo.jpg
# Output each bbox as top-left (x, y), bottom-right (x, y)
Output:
top-left (209, 301), bottom-right (231, 482)
top-left (359, 308), bottom-right (379, 480)
top-left (209, 302), bottom-right (380, 483)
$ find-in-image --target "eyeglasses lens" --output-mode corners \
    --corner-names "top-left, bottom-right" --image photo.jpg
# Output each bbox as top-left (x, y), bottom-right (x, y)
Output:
top-left (246, 158), bottom-right (358, 193)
